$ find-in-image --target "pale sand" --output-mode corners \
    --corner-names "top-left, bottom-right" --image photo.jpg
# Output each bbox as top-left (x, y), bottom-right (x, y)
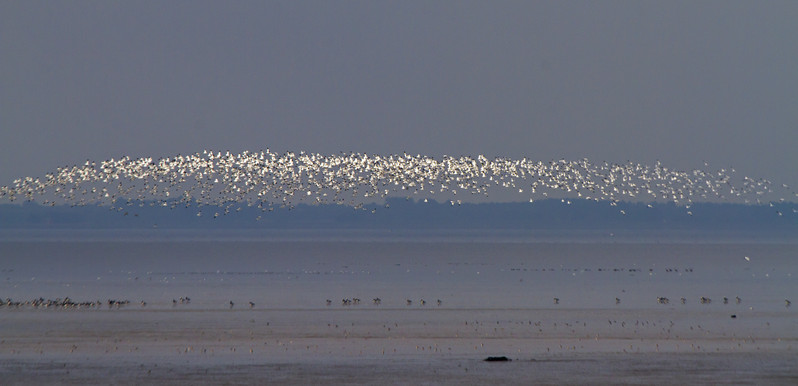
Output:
top-left (1, 236), bottom-right (796, 384)
top-left (1, 307), bottom-right (796, 385)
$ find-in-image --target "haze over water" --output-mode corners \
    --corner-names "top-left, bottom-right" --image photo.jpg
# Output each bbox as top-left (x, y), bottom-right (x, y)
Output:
top-left (3, 2), bottom-right (797, 383)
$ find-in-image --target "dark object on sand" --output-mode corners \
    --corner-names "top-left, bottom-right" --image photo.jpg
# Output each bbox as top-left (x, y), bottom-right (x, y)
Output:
top-left (731, 314), bottom-right (737, 318)
top-left (484, 356), bottom-right (511, 362)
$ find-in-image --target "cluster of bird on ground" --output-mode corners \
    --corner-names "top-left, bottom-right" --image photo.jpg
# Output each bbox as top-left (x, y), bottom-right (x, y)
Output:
top-left (1, 150), bottom-right (794, 216)
top-left (0, 297), bottom-right (131, 309)
top-left (655, 296), bottom-right (744, 305)
top-left (554, 296), bottom-right (793, 308)
top-left (328, 298), bottom-right (443, 307)
top-left (0, 295), bottom-right (791, 310)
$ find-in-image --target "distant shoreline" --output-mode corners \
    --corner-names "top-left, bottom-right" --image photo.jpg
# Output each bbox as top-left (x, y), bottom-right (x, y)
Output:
top-left (1, 228), bottom-right (796, 244)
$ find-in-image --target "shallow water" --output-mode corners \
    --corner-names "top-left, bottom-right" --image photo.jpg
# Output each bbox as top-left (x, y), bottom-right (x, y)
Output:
top-left (1, 230), bottom-right (796, 384)
top-left (2, 352), bottom-right (797, 385)
top-left (1, 233), bottom-right (795, 311)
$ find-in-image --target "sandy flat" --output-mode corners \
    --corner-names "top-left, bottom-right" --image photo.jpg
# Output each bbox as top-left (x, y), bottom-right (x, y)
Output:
top-left (1, 306), bottom-right (796, 385)
top-left (1, 236), bottom-right (796, 384)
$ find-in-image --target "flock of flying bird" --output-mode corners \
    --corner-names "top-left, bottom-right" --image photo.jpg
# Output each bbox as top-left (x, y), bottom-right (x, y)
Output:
top-left (1, 150), bottom-right (795, 216)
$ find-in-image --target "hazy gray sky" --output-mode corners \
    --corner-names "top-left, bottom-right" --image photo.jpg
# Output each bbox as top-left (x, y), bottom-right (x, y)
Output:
top-left (2, 1), bottom-right (796, 187)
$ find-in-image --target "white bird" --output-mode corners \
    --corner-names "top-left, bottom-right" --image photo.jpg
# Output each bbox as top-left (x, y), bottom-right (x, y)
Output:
top-left (1, 150), bottom-right (792, 214)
